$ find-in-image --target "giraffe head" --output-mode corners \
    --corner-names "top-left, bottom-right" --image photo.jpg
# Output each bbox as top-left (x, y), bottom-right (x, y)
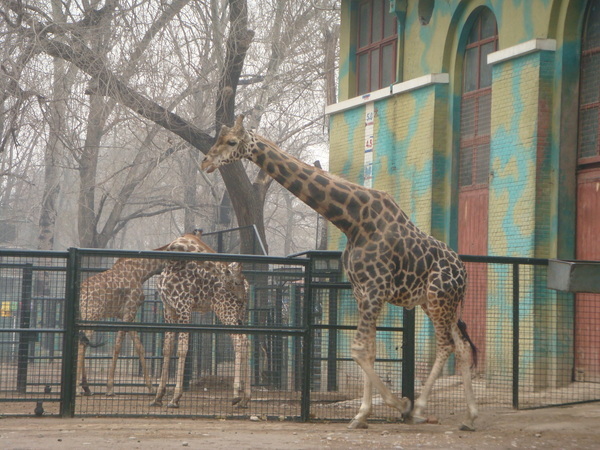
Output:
top-left (166, 229), bottom-right (216, 253)
top-left (201, 115), bottom-right (251, 173)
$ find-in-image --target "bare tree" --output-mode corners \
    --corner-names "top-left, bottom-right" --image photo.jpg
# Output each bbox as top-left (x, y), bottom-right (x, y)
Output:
top-left (0, 0), bottom-right (340, 253)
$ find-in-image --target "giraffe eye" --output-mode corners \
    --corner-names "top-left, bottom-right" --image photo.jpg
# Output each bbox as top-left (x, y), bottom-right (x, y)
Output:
top-left (227, 140), bottom-right (237, 146)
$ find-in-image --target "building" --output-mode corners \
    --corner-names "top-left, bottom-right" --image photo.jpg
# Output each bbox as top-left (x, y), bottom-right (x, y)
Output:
top-left (325, 0), bottom-right (600, 390)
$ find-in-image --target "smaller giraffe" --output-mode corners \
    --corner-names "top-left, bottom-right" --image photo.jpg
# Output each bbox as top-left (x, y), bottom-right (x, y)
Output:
top-left (149, 234), bottom-right (251, 408)
top-left (77, 232), bottom-right (202, 396)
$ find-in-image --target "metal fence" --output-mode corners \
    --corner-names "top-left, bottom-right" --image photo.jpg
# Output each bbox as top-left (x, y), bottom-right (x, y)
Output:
top-left (0, 248), bottom-right (598, 420)
top-left (201, 225), bottom-right (267, 255)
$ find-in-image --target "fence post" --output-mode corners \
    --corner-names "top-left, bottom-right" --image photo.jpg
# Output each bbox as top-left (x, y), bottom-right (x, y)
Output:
top-left (60, 248), bottom-right (79, 417)
top-left (300, 259), bottom-right (313, 422)
top-left (402, 307), bottom-right (415, 408)
top-left (326, 272), bottom-right (339, 392)
top-left (512, 263), bottom-right (520, 409)
top-left (16, 264), bottom-right (33, 393)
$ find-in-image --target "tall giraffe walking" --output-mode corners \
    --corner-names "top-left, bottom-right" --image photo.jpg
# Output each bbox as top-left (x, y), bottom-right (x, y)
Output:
top-left (149, 232), bottom-right (251, 409)
top-left (77, 231), bottom-right (209, 396)
top-left (201, 115), bottom-right (477, 430)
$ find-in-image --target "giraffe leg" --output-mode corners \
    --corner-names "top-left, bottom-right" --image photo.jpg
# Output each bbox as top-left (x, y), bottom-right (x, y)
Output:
top-left (106, 330), bottom-right (126, 397)
top-left (230, 333), bottom-right (251, 407)
top-left (411, 303), bottom-right (452, 423)
top-left (167, 331), bottom-right (189, 408)
top-left (410, 343), bottom-right (451, 424)
top-left (128, 330), bottom-right (155, 395)
top-left (452, 323), bottom-right (478, 431)
top-left (412, 305), bottom-right (478, 430)
top-left (348, 350), bottom-right (373, 430)
top-left (77, 331), bottom-right (93, 396)
top-left (149, 330), bottom-right (175, 407)
top-left (241, 333), bottom-right (252, 407)
top-left (348, 309), bottom-right (411, 429)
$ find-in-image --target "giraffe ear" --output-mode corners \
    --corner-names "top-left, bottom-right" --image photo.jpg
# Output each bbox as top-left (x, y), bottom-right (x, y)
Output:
top-left (229, 262), bottom-right (242, 272)
top-left (218, 124), bottom-right (230, 137)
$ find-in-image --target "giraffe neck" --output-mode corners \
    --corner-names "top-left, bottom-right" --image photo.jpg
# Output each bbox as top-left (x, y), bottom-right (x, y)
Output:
top-left (246, 133), bottom-right (374, 236)
top-left (113, 256), bottom-right (166, 282)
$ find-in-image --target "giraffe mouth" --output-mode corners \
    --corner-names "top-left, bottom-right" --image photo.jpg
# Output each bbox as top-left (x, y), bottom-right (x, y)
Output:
top-left (201, 158), bottom-right (217, 173)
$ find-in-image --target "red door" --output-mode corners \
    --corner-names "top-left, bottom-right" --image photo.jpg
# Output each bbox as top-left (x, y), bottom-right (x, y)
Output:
top-left (458, 188), bottom-right (488, 371)
top-left (575, 169), bottom-right (600, 382)
top-left (456, 8), bottom-right (497, 372)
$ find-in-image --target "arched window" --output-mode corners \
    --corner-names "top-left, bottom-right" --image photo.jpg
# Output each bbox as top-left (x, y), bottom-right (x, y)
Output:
top-left (459, 8), bottom-right (498, 190)
top-left (356, 0), bottom-right (397, 95)
top-left (578, 2), bottom-right (600, 165)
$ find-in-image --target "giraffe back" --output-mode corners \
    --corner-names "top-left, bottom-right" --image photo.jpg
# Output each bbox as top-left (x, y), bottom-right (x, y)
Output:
top-left (158, 235), bottom-right (248, 325)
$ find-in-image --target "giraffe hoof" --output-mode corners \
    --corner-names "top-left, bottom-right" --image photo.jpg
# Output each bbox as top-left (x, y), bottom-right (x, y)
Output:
top-left (232, 397), bottom-right (250, 408)
top-left (347, 419), bottom-right (368, 429)
top-left (236, 398), bottom-right (250, 408)
top-left (167, 402), bottom-right (179, 409)
top-left (406, 415), bottom-right (427, 425)
top-left (105, 392), bottom-right (115, 397)
top-left (459, 423), bottom-right (476, 432)
top-left (149, 400), bottom-right (162, 407)
top-left (400, 397), bottom-right (412, 415)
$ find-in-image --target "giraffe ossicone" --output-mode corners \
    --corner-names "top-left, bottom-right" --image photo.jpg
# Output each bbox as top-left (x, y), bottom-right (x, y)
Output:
top-left (201, 115), bottom-right (478, 431)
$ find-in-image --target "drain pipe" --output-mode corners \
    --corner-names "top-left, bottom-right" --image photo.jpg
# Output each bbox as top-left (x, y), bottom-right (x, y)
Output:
top-left (390, 0), bottom-right (408, 84)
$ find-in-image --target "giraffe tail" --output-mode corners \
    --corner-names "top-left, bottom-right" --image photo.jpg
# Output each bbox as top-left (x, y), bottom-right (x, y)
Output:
top-left (78, 331), bottom-right (106, 348)
top-left (457, 319), bottom-right (478, 368)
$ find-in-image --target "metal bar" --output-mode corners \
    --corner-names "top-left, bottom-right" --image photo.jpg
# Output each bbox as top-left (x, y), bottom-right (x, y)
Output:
top-left (311, 282), bottom-right (353, 289)
top-left (0, 250), bottom-right (69, 258)
top-left (512, 263), bottom-right (520, 409)
top-left (290, 285), bottom-right (302, 393)
top-left (314, 357), bottom-right (403, 363)
top-left (312, 324), bottom-right (405, 332)
top-left (60, 248), bottom-right (79, 418)
top-left (74, 247), bottom-right (310, 266)
top-left (76, 321), bottom-right (307, 335)
top-left (300, 257), bottom-right (314, 422)
top-left (0, 263), bottom-right (66, 271)
top-left (460, 255), bottom-right (548, 265)
top-left (0, 328), bottom-right (64, 333)
top-left (402, 307), bottom-right (415, 407)
top-left (217, 232), bottom-right (224, 253)
top-left (16, 264), bottom-right (33, 394)
top-left (327, 272), bottom-right (339, 392)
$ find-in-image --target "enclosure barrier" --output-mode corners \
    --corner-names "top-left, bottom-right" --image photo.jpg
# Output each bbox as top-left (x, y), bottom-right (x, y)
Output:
top-left (0, 248), bottom-right (598, 419)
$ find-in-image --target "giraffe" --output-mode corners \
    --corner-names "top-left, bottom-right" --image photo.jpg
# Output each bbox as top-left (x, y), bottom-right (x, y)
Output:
top-left (200, 115), bottom-right (478, 431)
top-left (149, 232), bottom-right (251, 409)
top-left (77, 231), bottom-right (204, 397)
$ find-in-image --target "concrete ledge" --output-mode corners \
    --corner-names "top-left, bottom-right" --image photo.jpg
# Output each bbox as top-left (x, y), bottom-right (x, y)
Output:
top-left (488, 38), bottom-right (557, 65)
top-left (325, 73), bottom-right (449, 115)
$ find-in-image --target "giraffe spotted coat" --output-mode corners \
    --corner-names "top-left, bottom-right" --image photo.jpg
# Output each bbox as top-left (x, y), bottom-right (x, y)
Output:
top-left (201, 115), bottom-right (477, 431)
top-left (150, 233), bottom-right (251, 409)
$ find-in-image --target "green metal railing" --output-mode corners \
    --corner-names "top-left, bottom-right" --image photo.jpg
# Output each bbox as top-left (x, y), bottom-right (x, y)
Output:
top-left (1, 248), bottom-right (598, 419)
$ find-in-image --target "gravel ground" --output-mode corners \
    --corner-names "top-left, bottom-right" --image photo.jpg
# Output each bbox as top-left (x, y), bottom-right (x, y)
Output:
top-left (1, 402), bottom-right (600, 449)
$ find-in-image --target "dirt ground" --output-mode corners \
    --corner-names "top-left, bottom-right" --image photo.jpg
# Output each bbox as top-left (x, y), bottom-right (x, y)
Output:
top-left (1, 402), bottom-right (599, 449)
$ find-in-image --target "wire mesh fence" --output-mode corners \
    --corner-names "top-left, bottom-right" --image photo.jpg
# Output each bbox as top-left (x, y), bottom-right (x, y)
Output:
top-left (201, 225), bottom-right (267, 255)
top-left (0, 250), bottom-right (68, 416)
top-left (0, 248), bottom-right (598, 419)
